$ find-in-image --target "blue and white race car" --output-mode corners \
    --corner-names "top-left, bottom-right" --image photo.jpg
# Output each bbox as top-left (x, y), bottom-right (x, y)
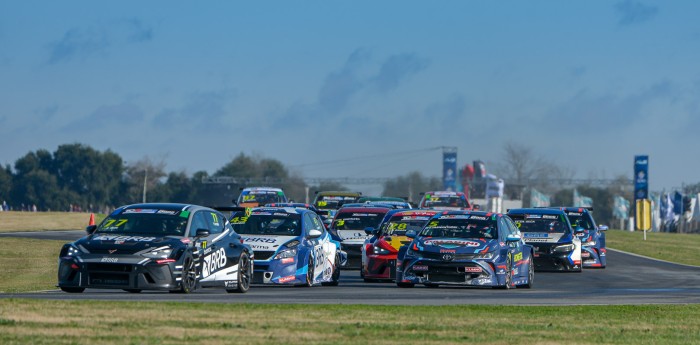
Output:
top-left (231, 207), bottom-right (343, 286)
top-left (395, 211), bottom-right (534, 289)
top-left (558, 207), bottom-right (607, 268)
top-left (507, 208), bottom-right (583, 272)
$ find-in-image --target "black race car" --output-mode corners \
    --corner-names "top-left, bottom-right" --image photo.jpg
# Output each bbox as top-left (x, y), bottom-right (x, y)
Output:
top-left (57, 203), bottom-right (253, 293)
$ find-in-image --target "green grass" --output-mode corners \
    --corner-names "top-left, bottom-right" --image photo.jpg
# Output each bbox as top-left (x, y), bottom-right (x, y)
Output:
top-left (0, 238), bottom-right (65, 293)
top-left (0, 300), bottom-right (699, 344)
top-left (0, 212), bottom-right (106, 232)
top-left (605, 229), bottom-right (700, 266)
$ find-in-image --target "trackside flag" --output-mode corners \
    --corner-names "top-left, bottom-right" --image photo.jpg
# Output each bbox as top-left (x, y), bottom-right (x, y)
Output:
top-left (530, 189), bottom-right (551, 207)
top-left (613, 196), bottom-right (630, 220)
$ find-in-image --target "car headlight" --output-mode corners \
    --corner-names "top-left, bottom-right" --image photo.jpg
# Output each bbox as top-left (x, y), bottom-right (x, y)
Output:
top-left (553, 244), bottom-right (575, 253)
top-left (61, 244), bottom-right (83, 257)
top-left (475, 251), bottom-right (495, 259)
top-left (142, 247), bottom-right (173, 259)
top-left (274, 248), bottom-right (297, 260)
top-left (583, 240), bottom-right (596, 247)
top-left (373, 245), bottom-right (391, 255)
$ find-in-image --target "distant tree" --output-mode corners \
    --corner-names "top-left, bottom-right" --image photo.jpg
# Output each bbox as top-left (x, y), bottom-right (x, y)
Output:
top-left (491, 141), bottom-right (574, 194)
top-left (121, 157), bottom-right (167, 204)
top-left (382, 171), bottom-right (442, 203)
top-left (0, 164), bottom-right (13, 203)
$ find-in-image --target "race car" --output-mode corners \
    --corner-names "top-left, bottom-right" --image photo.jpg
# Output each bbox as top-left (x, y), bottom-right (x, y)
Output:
top-left (361, 209), bottom-right (438, 281)
top-left (507, 208), bottom-right (583, 272)
top-left (236, 187), bottom-right (288, 207)
top-left (329, 205), bottom-right (392, 268)
top-left (231, 207), bottom-right (343, 286)
top-left (395, 211), bottom-right (534, 288)
top-left (57, 203), bottom-right (253, 293)
top-left (313, 191), bottom-right (363, 211)
top-left (418, 191), bottom-right (473, 210)
top-left (558, 207), bottom-right (607, 268)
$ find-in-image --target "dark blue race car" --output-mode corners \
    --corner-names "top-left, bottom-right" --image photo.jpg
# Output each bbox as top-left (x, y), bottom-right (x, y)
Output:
top-left (395, 211), bottom-right (534, 289)
top-left (507, 208), bottom-right (583, 272)
top-left (558, 207), bottom-right (607, 268)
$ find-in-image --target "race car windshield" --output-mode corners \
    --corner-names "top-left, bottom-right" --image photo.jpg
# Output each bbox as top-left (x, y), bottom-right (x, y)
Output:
top-left (315, 196), bottom-right (359, 210)
top-left (510, 214), bottom-right (569, 233)
top-left (235, 214), bottom-right (302, 236)
top-left (332, 212), bottom-right (383, 230)
top-left (422, 196), bottom-right (469, 208)
top-left (419, 218), bottom-right (497, 239)
top-left (239, 192), bottom-right (284, 205)
top-left (567, 214), bottom-right (594, 230)
top-left (96, 212), bottom-right (188, 236)
top-left (382, 219), bottom-right (428, 236)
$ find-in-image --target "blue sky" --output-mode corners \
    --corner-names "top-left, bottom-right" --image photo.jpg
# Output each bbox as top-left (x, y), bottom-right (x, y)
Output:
top-left (1, 1), bottom-right (698, 192)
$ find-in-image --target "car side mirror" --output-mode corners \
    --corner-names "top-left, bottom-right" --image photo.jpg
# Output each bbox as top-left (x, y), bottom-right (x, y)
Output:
top-left (86, 225), bottom-right (97, 234)
top-left (308, 229), bottom-right (323, 238)
top-left (364, 227), bottom-right (374, 235)
top-left (406, 229), bottom-right (418, 238)
top-left (473, 204), bottom-right (481, 210)
top-left (506, 234), bottom-right (521, 242)
top-left (598, 225), bottom-right (609, 231)
top-left (196, 229), bottom-right (210, 238)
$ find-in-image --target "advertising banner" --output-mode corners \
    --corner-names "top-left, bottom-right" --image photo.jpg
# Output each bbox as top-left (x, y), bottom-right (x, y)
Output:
top-left (443, 151), bottom-right (457, 191)
top-left (634, 155), bottom-right (649, 200)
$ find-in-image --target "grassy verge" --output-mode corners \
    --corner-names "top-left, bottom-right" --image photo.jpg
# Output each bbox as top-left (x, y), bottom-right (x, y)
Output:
top-left (0, 212), bottom-right (105, 232)
top-left (0, 300), bottom-right (698, 344)
top-left (605, 230), bottom-right (700, 266)
top-left (0, 238), bottom-right (64, 293)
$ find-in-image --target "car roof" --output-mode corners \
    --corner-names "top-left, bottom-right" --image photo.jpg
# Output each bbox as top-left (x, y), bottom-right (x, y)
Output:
top-left (336, 206), bottom-right (391, 213)
top-left (249, 206), bottom-right (311, 216)
top-left (424, 191), bottom-right (465, 196)
top-left (241, 187), bottom-right (284, 193)
top-left (507, 208), bottom-right (566, 215)
top-left (553, 207), bottom-right (593, 213)
top-left (315, 191), bottom-right (362, 197)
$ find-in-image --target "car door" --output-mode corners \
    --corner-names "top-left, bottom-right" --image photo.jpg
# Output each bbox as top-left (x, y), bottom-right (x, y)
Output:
top-left (502, 217), bottom-right (526, 278)
top-left (306, 213), bottom-right (334, 282)
top-left (194, 211), bottom-right (227, 281)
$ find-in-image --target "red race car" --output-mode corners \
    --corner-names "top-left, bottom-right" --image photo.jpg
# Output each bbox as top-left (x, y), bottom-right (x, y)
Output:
top-left (361, 209), bottom-right (439, 281)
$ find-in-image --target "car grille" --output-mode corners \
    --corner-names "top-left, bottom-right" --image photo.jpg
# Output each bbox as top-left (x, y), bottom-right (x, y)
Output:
top-left (429, 274), bottom-right (465, 283)
top-left (89, 272), bottom-right (129, 286)
top-left (86, 263), bottom-right (133, 272)
top-left (254, 250), bottom-right (276, 261)
top-left (420, 252), bottom-right (476, 261)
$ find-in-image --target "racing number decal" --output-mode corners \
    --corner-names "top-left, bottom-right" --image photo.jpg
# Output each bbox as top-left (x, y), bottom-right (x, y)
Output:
top-left (102, 219), bottom-right (128, 228)
top-left (335, 219), bottom-right (345, 227)
top-left (513, 252), bottom-right (523, 262)
top-left (202, 248), bottom-right (227, 278)
top-left (388, 223), bottom-right (407, 231)
top-left (317, 201), bottom-right (328, 207)
top-left (243, 195), bottom-right (256, 201)
top-left (231, 216), bottom-right (248, 224)
top-left (427, 221), bottom-right (438, 228)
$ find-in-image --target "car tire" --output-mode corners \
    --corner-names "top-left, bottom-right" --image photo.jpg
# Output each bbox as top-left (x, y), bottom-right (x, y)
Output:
top-left (517, 256), bottom-right (534, 289)
top-left (304, 254), bottom-right (314, 287)
top-left (174, 253), bottom-right (197, 294)
top-left (495, 254), bottom-right (513, 289)
top-left (322, 253), bottom-right (340, 286)
top-left (123, 289), bottom-right (142, 293)
top-left (227, 252), bottom-right (251, 293)
top-left (60, 287), bottom-right (85, 293)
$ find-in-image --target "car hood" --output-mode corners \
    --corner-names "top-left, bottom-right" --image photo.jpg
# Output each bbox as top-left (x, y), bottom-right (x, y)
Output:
top-left (521, 232), bottom-right (572, 244)
top-left (416, 237), bottom-right (496, 253)
top-left (240, 235), bottom-right (297, 251)
top-left (76, 234), bottom-right (185, 255)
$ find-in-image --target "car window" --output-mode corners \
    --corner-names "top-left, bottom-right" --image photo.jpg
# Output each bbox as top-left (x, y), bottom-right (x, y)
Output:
top-left (190, 211), bottom-right (209, 236)
top-left (206, 211), bottom-right (224, 234)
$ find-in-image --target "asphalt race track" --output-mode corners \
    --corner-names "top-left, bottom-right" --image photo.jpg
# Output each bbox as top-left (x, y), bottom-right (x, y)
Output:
top-left (3, 230), bottom-right (700, 305)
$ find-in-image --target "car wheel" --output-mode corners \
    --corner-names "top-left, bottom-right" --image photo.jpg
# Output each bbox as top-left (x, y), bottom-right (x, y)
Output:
top-left (495, 254), bottom-right (513, 289)
top-left (305, 254), bottom-right (314, 287)
top-left (227, 252), bottom-right (251, 293)
top-left (175, 253), bottom-right (197, 293)
top-left (517, 256), bottom-right (534, 289)
top-left (123, 289), bottom-right (142, 293)
top-left (60, 287), bottom-right (85, 293)
top-left (396, 282), bottom-right (414, 288)
top-left (322, 253), bottom-right (340, 286)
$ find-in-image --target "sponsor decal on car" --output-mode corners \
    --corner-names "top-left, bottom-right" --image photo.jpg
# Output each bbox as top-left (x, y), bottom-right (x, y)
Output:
top-left (93, 235), bottom-right (157, 242)
top-left (202, 248), bottom-right (227, 278)
top-left (465, 266), bottom-right (482, 273)
top-left (424, 239), bottom-right (480, 247)
top-left (278, 275), bottom-right (295, 283)
top-left (100, 257), bottom-right (118, 263)
top-left (412, 265), bottom-right (429, 271)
